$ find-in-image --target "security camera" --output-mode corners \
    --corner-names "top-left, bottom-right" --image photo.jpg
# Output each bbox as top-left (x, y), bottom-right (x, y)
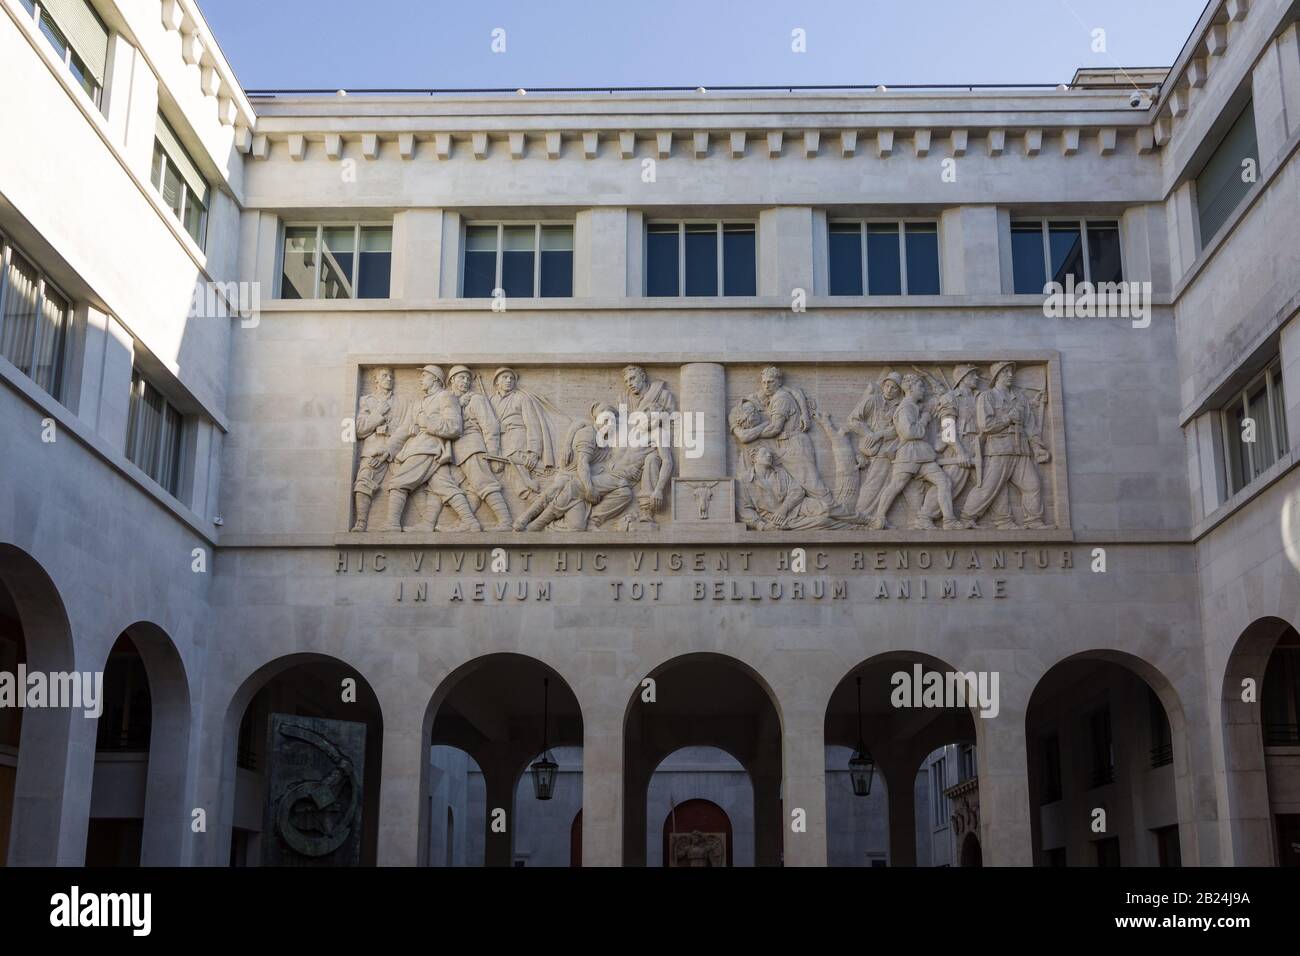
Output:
top-left (1129, 90), bottom-right (1152, 109)
top-left (1129, 92), bottom-right (1143, 108)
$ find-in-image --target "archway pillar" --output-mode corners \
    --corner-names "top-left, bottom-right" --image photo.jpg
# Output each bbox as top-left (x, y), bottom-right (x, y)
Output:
top-left (580, 704), bottom-right (622, 866)
top-left (478, 747), bottom-right (525, 867)
top-left (376, 711), bottom-right (426, 866)
top-left (875, 748), bottom-right (924, 867)
top-left (976, 705), bottom-right (1033, 866)
top-left (9, 700), bottom-right (96, 865)
top-left (781, 709), bottom-right (826, 866)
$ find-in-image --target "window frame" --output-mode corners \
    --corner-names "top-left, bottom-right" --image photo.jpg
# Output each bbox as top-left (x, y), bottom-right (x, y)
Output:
top-left (930, 756), bottom-right (949, 828)
top-left (0, 230), bottom-right (72, 401)
top-left (150, 123), bottom-right (210, 251)
top-left (1219, 357), bottom-right (1289, 496)
top-left (21, 1), bottom-right (106, 109)
top-left (643, 219), bottom-right (757, 298)
top-left (828, 218), bottom-right (942, 296)
top-left (124, 367), bottom-right (188, 500)
top-left (278, 222), bottom-right (394, 300)
top-left (460, 220), bottom-right (574, 298)
top-left (1010, 217), bottom-right (1126, 292)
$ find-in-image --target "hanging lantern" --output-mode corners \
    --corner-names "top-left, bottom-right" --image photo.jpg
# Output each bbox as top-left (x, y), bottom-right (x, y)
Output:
top-left (849, 676), bottom-right (875, 797)
top-left (530, 676), bottom-right (558, 800)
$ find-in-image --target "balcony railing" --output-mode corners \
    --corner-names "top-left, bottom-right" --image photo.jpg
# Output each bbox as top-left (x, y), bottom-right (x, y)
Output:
top-left (1264, 723), bottom-right (1300, 746)
top-left (1149, 743), bottom-right (1173, 768)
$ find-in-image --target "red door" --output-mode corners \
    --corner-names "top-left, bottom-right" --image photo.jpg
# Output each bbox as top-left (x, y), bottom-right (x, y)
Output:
top-left (662, 799), bottom-right (733, 866)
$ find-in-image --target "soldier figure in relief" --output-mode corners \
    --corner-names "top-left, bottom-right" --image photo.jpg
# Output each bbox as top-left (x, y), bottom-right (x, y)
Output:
top-left (381, 365), bottom-right (482, 533)
top-left (959, 361), bottom-right (1052, 529)
top-left (920, 364), bottom-right (981, 524)
top-left (869, 373), bottom-right (972, 530)
top-left (489, 366), bottom-right (558, 510)
top-left (732, 366), bottom-right (831, 505)
top-left (848, 372), bottom-right (903, 519)
top-left (610, 365), bottom-right (675, 528)
top-left (447, 366), bottom-right (512, 531)
top-left (351, 366), bottom-right (415, 532)
top-left (513, 402), bottom-right (614, 531)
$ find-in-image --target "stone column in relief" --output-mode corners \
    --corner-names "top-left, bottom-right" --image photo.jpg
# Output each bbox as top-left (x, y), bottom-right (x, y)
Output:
top-left (780, 711), bottom-right (828, 866)
top-left (678, 363), bottom-right (727, 478)
top-left (976, 706), bottom-right (1034, 866)
top-left (579, 706), bottom-right (623, 866)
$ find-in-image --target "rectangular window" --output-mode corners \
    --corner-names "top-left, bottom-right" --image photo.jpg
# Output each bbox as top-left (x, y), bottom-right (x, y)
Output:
top-left (1011, 218), bottom-right (1123, 293)
top-left (20, 0), bottom-right (108, 108)
top-left (0, 234), bottom-right (71, 401)
top-left (644, 222), bottom-right (756, 296)
top-left (460, 223), bottom-right (573, 298)
top-left (959, 744), bottom-right (976, 782)
top-left (1197, 102), bottom-right (1259, 247)
top-left (828, 221), bottom-right (941, 296)
top-left (1088, 707), bottom-right (1115, 788)
top-left (125, 368), bottom-right (186, 499)
top-left (279, 224), bottom-right (393, 299)
top-left (150, 116), bottom-right (209, 249)
top-left (1149, 687), bottom-right (1173, 768)
top-left (931, 756), bottom-right (948, 827)
top-left (1262, 639), bottom-right (1300, 746)
top-left (1220, 358), bottom-right (1288, 496)
top-left (1153, 825), bottom-right (1181, 867)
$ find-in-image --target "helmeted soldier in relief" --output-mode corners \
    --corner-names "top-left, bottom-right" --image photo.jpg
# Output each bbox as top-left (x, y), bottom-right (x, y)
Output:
top-left (869, 374), bottom-right (972, 530)
top-left (351, 366), bottom-right (415, 532)
top-left (382, 365), bottom-right (482, 532)
top-left (848, 371), bottom-right (903, 519)
top-left (447, 366), bottom-right (512, 530)
top-left (489, 366), bottom-right (558, 509)
top-left (959, 361), bottom-right (1051, 529)
top-left (920, 364), bottom-right (981, 523)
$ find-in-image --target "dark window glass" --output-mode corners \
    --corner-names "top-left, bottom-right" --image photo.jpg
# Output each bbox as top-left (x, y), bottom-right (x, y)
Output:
top-left (462, 226), bottom-right (497, 298)
top-left (501, 225), bottom-right (535, 298)
top-left (1262, 646), bottom-right (1300, 745)
top-left (1095, 837), bottom-right (1121, 867)
top-left (320, 227), bottom-right (355, 300)
top-left (280, 227), bottom-right (317, 299)
top-left (1227, 398), bottom-right (1249, 492)
top-left (539, 226), bottom-right (573, 297)
top-left (357, 227), bottom-right (392, 299)
top-left (1011, 222), bottom-right (1046, 294)
top-left (828, 223), bottom-right (863, 295)
top-left (32, 285), bottom-right (68, 398)
top-left (684, 224), bottom-right (717, 296)
top-left (182, 194), bottom-right (206, 249)
top-left (1197, 102), bottom-right (1259, 246)
top-left (1086, 222), bottom-right (1123, 284)
top-left (722, 224), bottom-right (756, 296)
top-left (905, 223), bottom-right (941, 294)
top-left (1088, 708), bottom-right (1114, 787)
top-left (866, 223), bottom-right (901, 295)
top-left (0, 250), bottom-right (40, 377)
top-left (1048, 221), bottom-right (1085, 285)
top-left (1155, 826), bottom-right (1182, 867)
top-left (645, 224), bottom-right (679, 296)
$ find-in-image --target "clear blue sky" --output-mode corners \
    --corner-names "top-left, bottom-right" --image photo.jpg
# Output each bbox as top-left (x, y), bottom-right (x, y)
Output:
top-left (197, 0), bottom-right (1210, 91)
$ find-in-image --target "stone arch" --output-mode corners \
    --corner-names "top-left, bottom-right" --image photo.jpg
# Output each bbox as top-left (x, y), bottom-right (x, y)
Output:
top-left (420, 653), bottom-right (584, 867)
top-left (824, 651), bottom-right (979, 867)
top-left (1218, 615), bottom-right (1298, 865)
top-left (0, 543), bottom-right (75, 866)
top-left (85, 620), bottom-right (192, 865)
top-left (217, 653), bottom-right (385, 866)
top-left (622, 652), bottom-right (784, 866)
top-left (1025, 649), bottom-right (1192, 867)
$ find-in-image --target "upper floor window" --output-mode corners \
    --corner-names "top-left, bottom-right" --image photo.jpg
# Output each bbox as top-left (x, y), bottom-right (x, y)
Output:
top-left (124, 368), bottom-right (186, 499)
top-left (829, 221), bottom-right (940, 296)
top-left (151, 116), bottom-right (209, 249)
top-left (930, 756), bottom-right (949, 827)
top-left (1011, 219), bottom-right (1123, 294)
top-left (1196, 101), bottom-right (1259, 247)
top-left (19, 0), bottom-right (109, 108)
top-left (1148, 687), bottom-right (1173, 768)
top-left (645, 221), bottom-right (756, 297)
top-left (462, 223), bottom-right (572, 298)
top-left (1220, 358), bottom-right (1288, 496)
top-left (280, 224), bottom-right (392, 299)
top-left (0, 233), bottom-right (71, 400)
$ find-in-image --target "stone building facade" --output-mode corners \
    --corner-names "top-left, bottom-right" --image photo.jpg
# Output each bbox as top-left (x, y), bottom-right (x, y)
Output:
top-left (1, 0), bottom-right (1298, 866)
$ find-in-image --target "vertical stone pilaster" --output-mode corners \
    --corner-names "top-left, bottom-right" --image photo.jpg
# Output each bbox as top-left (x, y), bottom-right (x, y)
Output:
top-left (579, 706), bottom-right (623, 866)
top-left (375, 716), bottom-right (426, 866)
top-left (977, 707), bottom-right (1034, 866)
top-left (781, 711), bottom-right (827, 866)
top-left (677, 362), bottom-right (726, 478)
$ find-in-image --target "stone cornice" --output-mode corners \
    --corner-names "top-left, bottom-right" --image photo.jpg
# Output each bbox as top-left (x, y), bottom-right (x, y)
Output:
top-left (158, 0), bottom-right (256, 142)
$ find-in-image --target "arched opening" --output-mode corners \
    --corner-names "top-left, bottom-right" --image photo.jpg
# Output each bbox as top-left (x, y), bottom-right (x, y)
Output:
top-left (824, 654), bottom-right (977, 867)
top-left (1221, 616), bottom-right (1300, 866)
top-left (648, 747), bottom-right (752, 866)
top-left (662, 797), bottom-right (733, 866)
top-left (623, 654), bottom-right (782, 866)
top-left (1026, 652), bottom-right (1187, 867)
top-left (0, 544), bottom-right (74, 866)
top-left (960, 831), bottom-right (983, 867)
top-left (226, 655), bottom-right (384, 866)
top-left (84, 622), bottom-right (191, 866)
top-left (422, 654), bottom-right (583, 867)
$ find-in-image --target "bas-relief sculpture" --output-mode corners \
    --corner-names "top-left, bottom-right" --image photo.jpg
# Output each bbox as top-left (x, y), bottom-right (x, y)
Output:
top-left (263, 714), bottom-right (366, 867)
top-left (669, 831), bottom-right (727, 867)
top-left (349, 360), bottom-right (1057, 533)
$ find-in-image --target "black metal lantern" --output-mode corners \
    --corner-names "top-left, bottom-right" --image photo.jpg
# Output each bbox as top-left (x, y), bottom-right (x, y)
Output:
top-left (849, 676), bottom-right (875, 797)
top-left (530, 677), bottom-right (558, 801)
